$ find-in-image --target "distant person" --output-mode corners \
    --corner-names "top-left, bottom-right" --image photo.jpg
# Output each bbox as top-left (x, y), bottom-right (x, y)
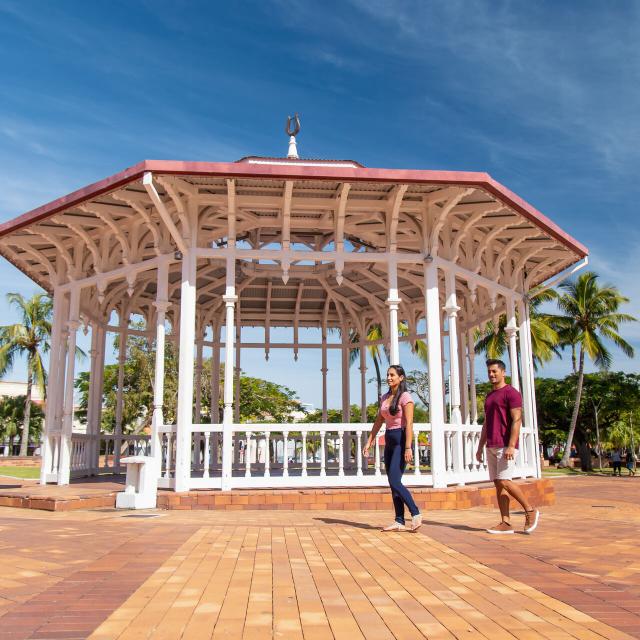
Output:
top-left (476, 359), bottom-right (539, 534)
top-left (363, 364), bottom-right (422, 532)
top-left (626, 450), bottom-right (636, 476)
top-left (611, 449), bottom-right (622, 476)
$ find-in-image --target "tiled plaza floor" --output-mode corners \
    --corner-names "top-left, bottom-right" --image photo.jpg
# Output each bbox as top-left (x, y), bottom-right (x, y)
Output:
top-left (0, 475), bottom-right (638, 639)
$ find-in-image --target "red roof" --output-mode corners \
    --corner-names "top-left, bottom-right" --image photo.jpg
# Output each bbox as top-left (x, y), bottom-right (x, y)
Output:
top-left (0, 159), bottom-right (588, 257)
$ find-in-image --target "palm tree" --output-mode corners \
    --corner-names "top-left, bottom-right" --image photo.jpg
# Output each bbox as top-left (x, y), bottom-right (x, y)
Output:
top-left (474, 290), bottom-right (561, 369)
top-left (554, 272), bottom-right (636, 467)
top-left (0, 293), bottom-right (52, 456)
top-left (350, 321), bottom-right (428, 406)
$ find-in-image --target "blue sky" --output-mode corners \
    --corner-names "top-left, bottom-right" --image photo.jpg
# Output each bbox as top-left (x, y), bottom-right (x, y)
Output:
top-left (0, 0), bottom-right (638, 408)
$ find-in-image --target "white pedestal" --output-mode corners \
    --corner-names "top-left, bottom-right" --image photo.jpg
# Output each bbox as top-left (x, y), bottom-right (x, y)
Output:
top-left (116, 455), bottom-right (158, 509)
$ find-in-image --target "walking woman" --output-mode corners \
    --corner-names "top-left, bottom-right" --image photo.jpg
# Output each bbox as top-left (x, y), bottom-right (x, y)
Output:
top-left (363, 365), bottom-right (422, 532)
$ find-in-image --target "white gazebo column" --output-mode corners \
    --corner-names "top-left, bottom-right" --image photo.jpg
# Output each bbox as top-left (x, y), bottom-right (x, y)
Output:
top-left (211, 321), bottom-right (221, 424)
top-left (518, 297), bottom-right (542, 478)
top-left (151, 261), bottom-right (169, 478)
top-left (222, 256), bottom-right (238, 491)
top-left (459, 331), bottom-right (470, 424)
top-left (210, 321), bottom-right (221, 475)
top-left (467, 329), bottom-right (478, 425)
top-left (234, 307), bottom-right (241, 424)
top-left (175, 250), bottom-right (197, 492)
top-left (321, 318), bottom-right (328, 423)
top-left (505, 296), bottom-right (520, 391)
top-left (193, 333), bottom-right (204, 469)
top-left (114, 310), bottom-right (129, 473)
top-left (359, 345), bottom-right (367, 424)
top-left (85, 324), bottom-right (99, 473)
top-left (92, 324), bottom-right (106, 472)
top-left (341, 326), bottom-right (351, 470)
top-left (444, 270), bottom-right (462, 425)
top-left (424, 262), bottom-right (447, 488)
top-left (194, 335), bottom-right (204, 422)
top-left (341, 330), bottom-right (350, 423)
top-left (40, 289), bottom-right (66, 484)
top-left (58, 286), bottom-right (80, 486)
top-left (387, 261), bottom-right (401, 364)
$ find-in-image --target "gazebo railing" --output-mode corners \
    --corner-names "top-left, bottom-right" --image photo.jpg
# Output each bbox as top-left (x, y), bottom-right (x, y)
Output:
top-left (68, 421), bottom-right (538, 490)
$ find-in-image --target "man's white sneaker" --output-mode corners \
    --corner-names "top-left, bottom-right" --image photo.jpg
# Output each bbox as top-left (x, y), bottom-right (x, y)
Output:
top-left (487, 521), bottom-right (515, 534)
top-left (524, 509), bottom-right (540, 534)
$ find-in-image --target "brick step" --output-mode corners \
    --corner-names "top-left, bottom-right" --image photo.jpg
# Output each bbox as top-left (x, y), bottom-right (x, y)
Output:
top-left (0, 478), bottom-right (554, 512)
top-left (158, 478), bottom-right (554, 511)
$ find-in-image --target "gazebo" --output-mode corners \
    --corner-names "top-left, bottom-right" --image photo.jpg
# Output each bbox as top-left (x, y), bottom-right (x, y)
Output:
top-left (0, 133), bottom-right (588, 493)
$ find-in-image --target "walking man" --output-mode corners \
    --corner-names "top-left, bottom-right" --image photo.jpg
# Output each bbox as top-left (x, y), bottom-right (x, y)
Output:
top-left (476, 359), bottom-right (540, 534)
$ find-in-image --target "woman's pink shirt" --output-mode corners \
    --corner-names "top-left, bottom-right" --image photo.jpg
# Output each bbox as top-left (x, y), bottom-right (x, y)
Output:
top-left (379, 391), bottom-right (414, 429)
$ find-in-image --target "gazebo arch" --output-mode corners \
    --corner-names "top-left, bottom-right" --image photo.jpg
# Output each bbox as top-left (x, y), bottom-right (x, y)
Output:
top-left (0, 143), bottom-right (588, 493)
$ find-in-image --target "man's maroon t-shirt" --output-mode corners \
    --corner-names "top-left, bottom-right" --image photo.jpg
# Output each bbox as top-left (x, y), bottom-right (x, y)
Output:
top-left (484, 384), bottom-right (523, 448)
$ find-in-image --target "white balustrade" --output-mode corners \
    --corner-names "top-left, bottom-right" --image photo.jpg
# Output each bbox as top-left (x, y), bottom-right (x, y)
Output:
top-left (68, 420), bottom-right (534, 491)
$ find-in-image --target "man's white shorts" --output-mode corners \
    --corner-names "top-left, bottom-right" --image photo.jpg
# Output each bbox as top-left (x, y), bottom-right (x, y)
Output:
top-left (487, 447), bottom-right (515, 481)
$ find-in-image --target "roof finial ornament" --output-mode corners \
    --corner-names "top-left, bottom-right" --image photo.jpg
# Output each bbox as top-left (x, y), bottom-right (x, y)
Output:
top-left (285, 113), bottom-right (300, 159)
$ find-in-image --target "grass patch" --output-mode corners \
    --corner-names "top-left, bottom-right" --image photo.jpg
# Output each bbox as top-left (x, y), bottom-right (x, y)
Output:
top-left (543, 465), bottom-right (622, 477)
top-left (0, 466), bottom-right (39, 479)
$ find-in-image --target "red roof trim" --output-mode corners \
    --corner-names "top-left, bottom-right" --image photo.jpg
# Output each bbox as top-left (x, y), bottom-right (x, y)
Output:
top-left (0, 160), bottom-right (588, 257)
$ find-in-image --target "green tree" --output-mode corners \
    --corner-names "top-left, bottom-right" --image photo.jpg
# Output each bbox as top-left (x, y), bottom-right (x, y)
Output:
top-left (0, 293), bottom-right (52, 455)
top-left (554, 272), bottom-right (636, 467)
top-left (351, 321), bottom-right (428, 406)
top-left (474, 290), bottom-right (561, 368)
top-left (76, 327), bottom-right (302, 429)
top-left (0, 395), bottom-right (44, 450)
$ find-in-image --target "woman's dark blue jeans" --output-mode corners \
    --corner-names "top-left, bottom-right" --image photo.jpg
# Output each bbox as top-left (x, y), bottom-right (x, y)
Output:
top-left (384, 428), bottom-right (420, 524)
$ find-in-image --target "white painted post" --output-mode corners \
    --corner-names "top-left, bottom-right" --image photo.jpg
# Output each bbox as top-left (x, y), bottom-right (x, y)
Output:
top-left (302, 432), bottom-right (308, 477)
top-left (320, 430), bottom-right (326, 477)
top-left (85, 324), bottom-right (98, 473)
top-left (506, 296), bottom-right (520, 391)
top-left (114, 310), bottom-right (129, 473)
top-left (520, 297), bottom-right (542, 478)
top-left (92, 324), bottom-right (106, 472)
top-left (340, 324), bottom-right (351, 470)
top-left (283, 431), bottom-right (289, 477)
top-left (425, 262), bottom-right (447, 488)
top-left (193, 333), bottom-right (204, 470)
top-left (374, 431), bottom-right (381, 476)
top-left (459, 331), bottom-right (470, 424)
top-left (222, 254), bottom-right (238, 490)
top-left (356, 430), bottom-right (363, 476)
top-left (321, 321), bottom-right (328, 423)
top-left (414, 428), bottom-right (420, 475)
top-left (40, 289), bottom-right (65, 484)
top-left (211, 322), bottom-right (221, 424)
top-left (264, 430), bottom-right (271, 477)
top-left (341, 328), bottom-right (350, 423)
top-left (195, 336), bottom-right (204, 421)
top-left (58, 286), bottom-right (80, 486)
top-left (151, 261), bottom-right (169, 479)
top-left (468, 329), bottom-right (478, 425)
top-left (245, 432), bottom-right (252, 477)
top-left (338, 430), bottom-right (345, 476)
top-left (444, 270), bottom-right (462, 424)
top-left (203, 432), bottom-right (211, 479)
top-left (234, 307), bottom-right (241, 423)
top-left (359, 346), bottom-right (367, 422)
top-left (517, 297), bottom-right (534, 477)
top-left (387, 260), bottom-right (401, 364)
top-left (175, 249), bottom-right (197, 492)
